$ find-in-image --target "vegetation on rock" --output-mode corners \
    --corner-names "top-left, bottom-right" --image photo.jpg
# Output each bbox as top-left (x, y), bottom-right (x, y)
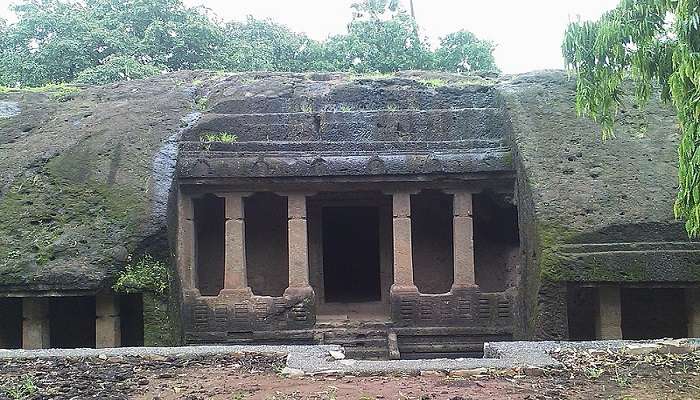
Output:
top-left (562, 0), bottom-right (700, 237)
top-left (0, 0), bottom-right (498, 87)
top-left (113, 254), bottom-right (170, 296)
top-left (201, 132), bottom-right (238, 144)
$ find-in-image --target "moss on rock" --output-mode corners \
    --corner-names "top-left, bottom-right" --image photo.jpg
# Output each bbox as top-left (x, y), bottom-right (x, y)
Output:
top-left (143, 293), bottom-right (180, 346)
top-left (0, 168), bottom-right (144, 288)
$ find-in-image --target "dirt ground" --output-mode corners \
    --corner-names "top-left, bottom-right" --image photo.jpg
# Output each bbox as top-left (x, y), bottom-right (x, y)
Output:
top-left (1, 349), bottom-right (700, 400)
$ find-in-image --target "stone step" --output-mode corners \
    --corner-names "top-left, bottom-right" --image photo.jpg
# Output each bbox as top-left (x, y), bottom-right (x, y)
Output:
top-left (325, 337), bottom-right (388, 348)
top-left (397, 334), bottom-right (511, 346)
top-left (207, 78), bottom-right (501, 114)
top-left (398, 343), bottom-right (485, 354)
top-left (343, 346), bottom-right (390, 360)
top-left (400, 351), bottom-right (483, 359)
top-left (184, 108), bottom-right (508, 143)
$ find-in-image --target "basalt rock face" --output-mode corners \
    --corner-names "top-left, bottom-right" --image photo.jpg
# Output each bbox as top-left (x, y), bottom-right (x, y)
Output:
top-left (0, 71), bottom-right (207, 292)
top-left (1, 70), bottom-right (697, 341)
top-left (177, 72), bottom-right (511, 182)
top-left (500, 70), bottom-right (700, 338)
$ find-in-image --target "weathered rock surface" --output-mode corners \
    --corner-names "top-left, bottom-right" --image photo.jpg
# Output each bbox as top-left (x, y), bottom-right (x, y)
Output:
top-left (500, 70), bottom-right (700, 338)
top-left (1, 69), bottom-right (697, 342)
top-left (0, 71), bottom-right (208, 291)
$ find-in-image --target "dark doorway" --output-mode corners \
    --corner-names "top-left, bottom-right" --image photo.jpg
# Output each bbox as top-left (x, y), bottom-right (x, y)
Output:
top-left (0, 298), bottom-right (22, 349)
top-left (120, 294), bottom-right (144, 347)
top-left (322, 207), bottom-right (381, 302)
top-left (567, 286), bottom-right (597, 340)
top-left (50, 296), bottom-right (96, 348)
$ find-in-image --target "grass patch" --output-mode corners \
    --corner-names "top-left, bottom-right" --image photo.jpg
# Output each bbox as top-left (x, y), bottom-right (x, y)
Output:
top-left (1, 375), bottom-right (37, 400)
top-left (201, 132), bottom-right (237, 143)
top-left (418, 78), bottom-right (447, 87)
top-left (0, 83), bottom-right (80, 101)
top-left (195, 96), bottom-right (208, 111)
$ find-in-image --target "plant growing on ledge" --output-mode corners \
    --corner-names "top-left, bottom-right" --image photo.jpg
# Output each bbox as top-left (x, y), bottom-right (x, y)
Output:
top-left (113, 254), bottom-right (170, 296)
top-left (200, 132), bottom-right (238, 150)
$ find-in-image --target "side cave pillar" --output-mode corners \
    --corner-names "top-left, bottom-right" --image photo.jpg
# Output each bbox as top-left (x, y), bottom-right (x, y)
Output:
top-left (390, 191), bottom-right (419, 295)
top-left (450, 190), bottom-right (477, 290)
top-left (687, 288), bottom-right (700, 337)
top-left (177, 192), bottom-right (197, 292)
top-left (284, 193), bottom-right (314, 299)
top-left (595, 286), bottom-right (622, 339)
top-left (96, 294), bottom-right (121, 348)
top-left (221, 193), bottom-right (252, 298)
top-left (22, 298), bottom-right (50, 350)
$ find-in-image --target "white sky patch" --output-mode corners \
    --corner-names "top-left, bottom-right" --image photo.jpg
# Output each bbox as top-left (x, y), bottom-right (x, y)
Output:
top-left (0, 0), bottom-right (620, 73)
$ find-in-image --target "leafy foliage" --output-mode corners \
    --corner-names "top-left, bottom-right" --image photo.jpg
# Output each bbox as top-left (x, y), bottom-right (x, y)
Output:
top-left (434, 30), bottom-right (499, 72)
top-left (216, 16), bottom-right (326, 72)
top-left (323, 0), bottom-right (431, 73)
top-left (562, 0), bottom-right (700, 236)
top-left (0, 0), bottom-right (497, 87)
top-left (201, 132), bottom-right (238, 143)
top-left (73, 55), bottom-right (162, 85)
top-left (113, 254), bottom-right (170, 295)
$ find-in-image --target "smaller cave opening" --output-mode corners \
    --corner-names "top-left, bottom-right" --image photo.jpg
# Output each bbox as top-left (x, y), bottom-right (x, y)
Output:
top-left (119, 294), bottom-right (144, 347)
top-left (0, 298), bottom-right (22, 349)
top-left (245, 192), bottom-right (289, 297)
top-left (411, 190), bottom-right (454, 294)
top-left (622, 288), bottom-right (687, 339)
top-left (193, 194), bottom-right (226, 296)
top-left (566, 286), bottom-right (597, 340)
top-left (473, 192), bottom-right (519, 292)
top-left (50, 296), bottom-right (96, 348)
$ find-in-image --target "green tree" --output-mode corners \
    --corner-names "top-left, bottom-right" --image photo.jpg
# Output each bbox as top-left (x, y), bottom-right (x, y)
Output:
top-left (0, 0), bottom-right (498, 86)
top-left (562, 0), bottom-right (700, 236)
top-left (73, 55), bottom-right (162, 85)
top-left (0, 0), bottom-right (223, 86)
top-left (323, 0), bottom-right (432, 73)
top-left (434, 30), bottom-right (499, 73)
top-left (216, 16), bottom-right (324, 72)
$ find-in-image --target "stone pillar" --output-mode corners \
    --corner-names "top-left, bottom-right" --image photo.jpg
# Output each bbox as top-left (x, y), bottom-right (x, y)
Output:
top-left (22, 298), bottom-right (50, 350)
top-left (451, 190), bottom-right (476, 290)
top-left (96, 294), bottom-right (121, 348)
top-left (221, 193), bottom-right (252, 298)
top-left (177, 192), bottom-right (196, 291)
top-left (284, 193), bottom-right (314, 297)
top-left (391, 191), bottom-right (418, 293)
top-left (595, 286), bottom-right (622, 339)
top-left (687, 288), bottom-right (700, 337)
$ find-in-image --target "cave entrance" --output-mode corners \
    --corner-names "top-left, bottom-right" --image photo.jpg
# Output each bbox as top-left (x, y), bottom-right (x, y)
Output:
top-left (322, 206), bottom-right (381, 304)
top-left (50, 296), bottom-right (96, 348)
top-left (621, 288), bottom-right (687, 339)
top-left (0, 298), bottom-right (22, 349)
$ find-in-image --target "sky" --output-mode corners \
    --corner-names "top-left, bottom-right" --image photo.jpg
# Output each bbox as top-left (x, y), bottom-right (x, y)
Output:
top-left (0, 0), bottom-right (620, 74)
